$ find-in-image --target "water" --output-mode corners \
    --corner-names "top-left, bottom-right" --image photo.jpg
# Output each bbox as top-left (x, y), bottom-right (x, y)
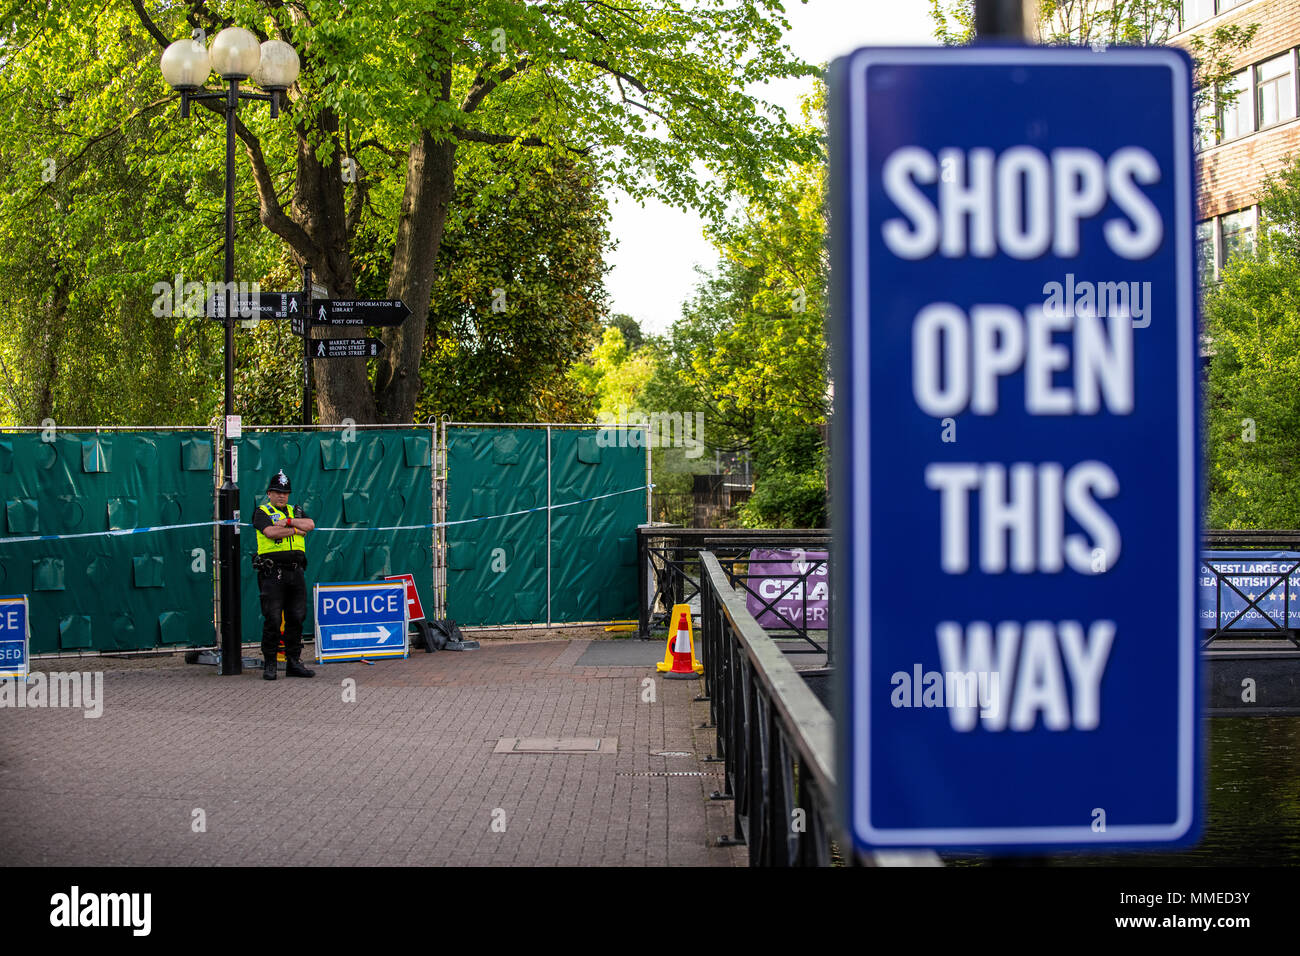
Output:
top-left (946, 717), bottom-right (1300, 866)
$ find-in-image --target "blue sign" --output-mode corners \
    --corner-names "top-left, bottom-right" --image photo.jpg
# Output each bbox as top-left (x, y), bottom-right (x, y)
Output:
top-left (830, 47), bottom-right (1200, 851)
top-left (1201, 551), bottom-right (1300, 630)
top-left (0, 595), bottom-right (29, 681)
top-left (315, 581), bottom-right (409, 662)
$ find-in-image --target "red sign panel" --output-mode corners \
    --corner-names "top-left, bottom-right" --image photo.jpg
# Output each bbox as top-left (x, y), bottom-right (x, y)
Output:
top-left (384, 573), bottom-right (425, 622)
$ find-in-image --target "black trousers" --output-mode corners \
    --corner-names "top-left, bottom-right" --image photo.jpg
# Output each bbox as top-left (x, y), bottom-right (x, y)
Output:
top-left (258, 561), bottom-right (308, 660)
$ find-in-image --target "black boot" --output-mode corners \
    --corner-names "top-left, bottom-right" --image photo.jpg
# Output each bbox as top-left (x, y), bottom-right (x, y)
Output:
top-left (263, 655), bottom-right (277, 680)
top-left (285, 655), bottom-right (315, 678)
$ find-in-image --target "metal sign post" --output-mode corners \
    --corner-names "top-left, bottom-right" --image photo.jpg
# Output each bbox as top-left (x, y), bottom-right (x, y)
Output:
top-left (302, 264), bottom-right (313, 426)
top-left (830, 45), bottom-right (1201, 852)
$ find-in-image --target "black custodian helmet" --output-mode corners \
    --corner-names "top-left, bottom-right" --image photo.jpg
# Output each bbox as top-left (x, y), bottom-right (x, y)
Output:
top-left (268, 469), bottom-right (291, 493)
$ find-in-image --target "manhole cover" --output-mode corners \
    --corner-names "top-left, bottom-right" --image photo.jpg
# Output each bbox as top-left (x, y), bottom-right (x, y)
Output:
top-left (494, 737), bottom-right (618, 754)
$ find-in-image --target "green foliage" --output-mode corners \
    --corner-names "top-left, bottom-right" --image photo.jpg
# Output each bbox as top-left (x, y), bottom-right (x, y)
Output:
top-left (0, 2), bottom-right (284, 425)
top-left (736, 466), bottom-right (826, 529)
top-left (928, 0), bottom-right (1257, 142)
top-left (644, 88), bottom-right (828, 528)
top-left (608, 313), bottom-right (644, 351)
top-left (1257, 157), bottom-right (1300, 261)
top-left (0, 0), bottom-right (821, 425)
top-left (414, 154), bottom-right (609, 422)
top-left (1204, 255), bottom-right (1300, 528)
top-left (571, 325), bottom-right (657, 421)
top-left (929, 0), bottom-right (976, 45)
top-left (1205, 155), bottom-right (1300, 529)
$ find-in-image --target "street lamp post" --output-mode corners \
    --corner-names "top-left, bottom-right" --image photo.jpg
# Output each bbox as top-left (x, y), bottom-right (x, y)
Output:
top-left (160, 28), bottom-right (300, 676)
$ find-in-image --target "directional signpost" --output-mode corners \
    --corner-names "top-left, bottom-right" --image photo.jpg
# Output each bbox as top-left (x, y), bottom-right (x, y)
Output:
top-left (0, 595), bottom-right (28, 681)
top-left (310, 338), bottom-right (385, 359)
top-left (207, 290), bottom-right (303, 320)
top-left (315, 581), bottom-right (409, 663)
top-left (313, 299), bottom-right (411, 327)
top-left (830, 47), bottom-right (1200, 851)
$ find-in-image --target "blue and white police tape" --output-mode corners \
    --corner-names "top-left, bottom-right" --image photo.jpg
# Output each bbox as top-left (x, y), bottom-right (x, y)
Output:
top-left (0, 485), bottom-right (652, 542)
top-left (0, 519), bottom-right (238, 545)
top-left (310, 484), bottom-right (653, 532)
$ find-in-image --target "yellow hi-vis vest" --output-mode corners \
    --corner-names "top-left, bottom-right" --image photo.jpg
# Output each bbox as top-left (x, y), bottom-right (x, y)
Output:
top-left (256, 503), bottom-right (307, 556)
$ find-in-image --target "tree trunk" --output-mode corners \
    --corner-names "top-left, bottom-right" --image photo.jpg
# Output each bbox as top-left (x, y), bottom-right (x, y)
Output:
top-left (36, 278), bottom-right (67, 424)
top-left (374, 127), bottom-right (456, 424)
top-left (288, 108), bottom-right (376, 424)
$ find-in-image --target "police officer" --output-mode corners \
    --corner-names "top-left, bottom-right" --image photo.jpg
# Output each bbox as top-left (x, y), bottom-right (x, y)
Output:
top-left (253, 469), bottom-right (316, 680)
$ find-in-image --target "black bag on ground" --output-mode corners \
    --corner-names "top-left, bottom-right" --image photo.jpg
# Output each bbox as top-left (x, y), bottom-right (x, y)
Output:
top-left (427, 618), bottom-right (465, 651)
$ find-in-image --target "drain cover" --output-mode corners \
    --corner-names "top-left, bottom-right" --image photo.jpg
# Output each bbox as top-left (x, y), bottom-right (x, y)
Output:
top-left (494, 737), bottom-right (618, 754)
top-left (651, 751), bottom-right (693, 757)
top-left (617, 771), bottom-right (721, 777)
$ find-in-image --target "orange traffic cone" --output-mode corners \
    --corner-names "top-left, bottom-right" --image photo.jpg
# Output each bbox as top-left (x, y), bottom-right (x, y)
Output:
top-left (656, 604), bottom-right (703, 679)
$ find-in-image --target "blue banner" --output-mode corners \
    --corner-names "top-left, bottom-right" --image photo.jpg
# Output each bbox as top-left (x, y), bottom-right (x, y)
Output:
top-left (1200, 551), bottom-right (1300, 630)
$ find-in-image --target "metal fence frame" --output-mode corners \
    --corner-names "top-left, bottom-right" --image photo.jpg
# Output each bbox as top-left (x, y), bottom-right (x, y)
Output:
top-left (440, 421), bottom-right (651, 629)
top-left (1, 425), bottom-right (220, 658)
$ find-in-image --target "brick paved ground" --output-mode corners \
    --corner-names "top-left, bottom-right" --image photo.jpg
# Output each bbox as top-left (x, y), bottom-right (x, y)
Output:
top-left (0, 638), bottom-right (745, 866)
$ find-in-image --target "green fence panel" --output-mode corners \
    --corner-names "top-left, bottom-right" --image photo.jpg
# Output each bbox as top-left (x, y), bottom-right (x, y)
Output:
top-left (235, 429), bottom-right (434, 643)
top-left (445, 428), bottom-right (547, 626)
top-left (548, 429), bottom-right (643, 623)
top-left (0, 430), bottom-right (216, 654)
top-left (444, 427), bottom-right (644, 626)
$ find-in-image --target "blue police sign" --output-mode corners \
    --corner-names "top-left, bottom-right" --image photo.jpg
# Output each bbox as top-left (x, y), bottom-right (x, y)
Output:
top-left (315, 581), bottom-right (408, 662)
top-left (0, 595), bottom-right (28, 681)
top-left (829, 47), bottom-right (1201, 851)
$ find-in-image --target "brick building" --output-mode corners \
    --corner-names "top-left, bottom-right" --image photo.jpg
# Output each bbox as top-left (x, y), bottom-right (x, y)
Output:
top-left (1175, 0), bottom-right (1300, 279)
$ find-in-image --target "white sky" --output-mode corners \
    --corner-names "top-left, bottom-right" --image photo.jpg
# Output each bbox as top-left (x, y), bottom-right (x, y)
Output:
top-left (604, 0), bottom-right (939, 334)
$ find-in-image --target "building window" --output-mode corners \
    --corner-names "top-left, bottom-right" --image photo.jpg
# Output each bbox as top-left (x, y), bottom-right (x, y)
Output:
top-left (1217, 0), bottom-right (1251, 10)
top-left (1195, 92), bottom-right (1217, 150)
top-left (1182, 0), bottom-right (1216, 28)
top-left (1221, 208), bottom-right (1256, 264)
top-left (1219, 71), bottom-right (1253, 141)
top-left (1196, 220), bottom-right (1216, 280)
top-left (1256, 53), bottom-right (1297, 129)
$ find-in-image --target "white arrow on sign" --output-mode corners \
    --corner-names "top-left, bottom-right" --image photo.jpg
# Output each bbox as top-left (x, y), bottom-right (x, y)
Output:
top-left (336, 625), bottom-right (392, 643)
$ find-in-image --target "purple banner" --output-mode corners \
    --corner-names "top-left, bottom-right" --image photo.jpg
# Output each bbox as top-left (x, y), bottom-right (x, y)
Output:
top-left (744, 549), bottom-right (829, 630)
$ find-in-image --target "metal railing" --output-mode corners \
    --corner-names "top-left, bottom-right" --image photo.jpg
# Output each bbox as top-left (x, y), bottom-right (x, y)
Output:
top-left (712, 552), bottom-right (828, 654)
top-left (638, 527), bottom-right (829, 639)
top-left (699, 550), bottom-right (837, 865)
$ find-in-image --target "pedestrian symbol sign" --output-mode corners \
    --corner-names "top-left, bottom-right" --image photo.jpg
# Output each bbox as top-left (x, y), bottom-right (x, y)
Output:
top-left (315, 581), bottom-right (409, 662)
top-left (0, 595), bottom-right (29, 680)
top-left (828, 46), bottom-right (1201, 851)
